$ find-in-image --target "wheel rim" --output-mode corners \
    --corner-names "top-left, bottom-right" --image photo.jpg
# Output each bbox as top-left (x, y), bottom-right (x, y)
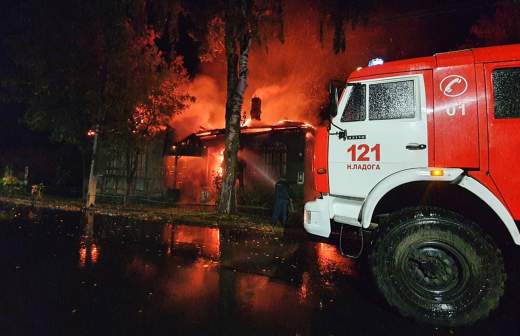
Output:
top-left (399, 241), bottom-right (471, 302)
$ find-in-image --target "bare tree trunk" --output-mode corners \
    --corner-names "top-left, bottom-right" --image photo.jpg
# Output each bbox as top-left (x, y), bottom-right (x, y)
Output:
top-left (217, 34), bottom-right (251, 214)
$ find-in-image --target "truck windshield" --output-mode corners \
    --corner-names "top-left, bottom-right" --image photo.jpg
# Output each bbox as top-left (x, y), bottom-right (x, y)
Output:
top-left (338, 83), bottom-right (366, 122)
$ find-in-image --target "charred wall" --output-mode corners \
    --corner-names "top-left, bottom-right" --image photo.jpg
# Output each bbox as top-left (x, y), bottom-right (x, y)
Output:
top-left (165, 126), bottom-right (312, 208)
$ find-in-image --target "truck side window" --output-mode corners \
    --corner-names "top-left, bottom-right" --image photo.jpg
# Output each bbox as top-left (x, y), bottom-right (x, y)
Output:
top-left (369, 80), bottom-right (415, 120)
top-left (340, 84), bottom-right (366, 122)
top-left (493, 67), bottom-right (520, 119)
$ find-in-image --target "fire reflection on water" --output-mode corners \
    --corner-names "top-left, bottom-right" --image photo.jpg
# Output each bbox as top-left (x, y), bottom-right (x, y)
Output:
top-left (299, 271), bottom-right (310, 303)
top-left (162, 224), bottom-right (220, 259)
top-left (127, 256), bottom-right (157, 281)
top-left (316, 243), bottom-right (357, 278)
top-left (78, 243), bottom-right (100, 268)
top-left (90, 244), bottom-right (99, 264)
top-left (237, 274), bottom-right (292, 310)
top-left (159, 224), bottom-right (221, 318)
top-left (75, 212), bottom-right (356, 321)
top-left (162, 258), bottom-right (219, 316)
top-left (78, 211), bottom-right (100, 268)
top-left (78, 246), bottom-right (87, 267)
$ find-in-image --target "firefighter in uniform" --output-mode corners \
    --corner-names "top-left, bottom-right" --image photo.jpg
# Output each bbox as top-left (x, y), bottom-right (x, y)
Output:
top-left (272, 177), bottom-right (291, 227)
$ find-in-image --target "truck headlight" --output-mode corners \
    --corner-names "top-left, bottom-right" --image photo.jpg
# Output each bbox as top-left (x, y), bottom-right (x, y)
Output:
top-left (304, 210), bottom-right (311, 224)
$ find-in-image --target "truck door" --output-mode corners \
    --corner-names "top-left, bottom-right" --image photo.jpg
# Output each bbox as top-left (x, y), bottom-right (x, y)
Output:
top-left (484, 63), bottom-right (520, 218)
top-left (329, 74), bottom-right (429, 198)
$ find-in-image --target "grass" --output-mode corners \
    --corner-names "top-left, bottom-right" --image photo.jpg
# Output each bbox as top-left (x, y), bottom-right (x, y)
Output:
top-left (0, 195), bottom-right (291, 234)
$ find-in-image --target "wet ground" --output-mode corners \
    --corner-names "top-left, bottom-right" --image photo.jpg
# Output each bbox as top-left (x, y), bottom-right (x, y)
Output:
top-left (1, 204), bottom-right (520, 335)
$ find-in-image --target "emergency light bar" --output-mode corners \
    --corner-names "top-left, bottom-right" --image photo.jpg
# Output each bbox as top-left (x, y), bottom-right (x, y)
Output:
top-left (368, 58), bottom-right (384, 66)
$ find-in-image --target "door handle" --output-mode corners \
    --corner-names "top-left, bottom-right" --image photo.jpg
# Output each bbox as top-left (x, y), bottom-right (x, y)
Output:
top-left (406, 143), bottom-right (427, 150)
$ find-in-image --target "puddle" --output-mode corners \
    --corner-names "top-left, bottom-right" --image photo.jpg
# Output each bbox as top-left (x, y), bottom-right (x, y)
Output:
top-left (1, 205), bottom-right (519, 335)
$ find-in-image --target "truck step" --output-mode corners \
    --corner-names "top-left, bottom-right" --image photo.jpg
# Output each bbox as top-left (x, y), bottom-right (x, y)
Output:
top-left (333, 215), bottom-right (361, 227)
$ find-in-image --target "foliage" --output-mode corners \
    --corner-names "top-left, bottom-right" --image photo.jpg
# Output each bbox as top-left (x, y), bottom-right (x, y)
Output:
top-left (3, 0), bottom-right (190, 149)
top-left (131, 57), bottom-right (195, 138)
top-left (315, 0), bottom-right (378, 53)
top-left (0, 210), bottom-right (15, 222)
top-left (3, 0), bottom-right (194, 202)
top-left (0, 167), bottom-right (25, 196)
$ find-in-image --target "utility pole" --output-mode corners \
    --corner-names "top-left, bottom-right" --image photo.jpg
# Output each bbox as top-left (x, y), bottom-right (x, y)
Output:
top-left (86, 125), bottom-right (99, 208)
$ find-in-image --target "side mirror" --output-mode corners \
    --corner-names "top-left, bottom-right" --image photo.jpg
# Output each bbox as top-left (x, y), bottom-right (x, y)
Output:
top-left (328, 81), bottom-right (338, 118)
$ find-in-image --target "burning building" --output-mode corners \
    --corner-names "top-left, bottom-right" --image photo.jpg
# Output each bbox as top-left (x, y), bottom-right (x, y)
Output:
top-left (164, 98), bottom-right (315, 208)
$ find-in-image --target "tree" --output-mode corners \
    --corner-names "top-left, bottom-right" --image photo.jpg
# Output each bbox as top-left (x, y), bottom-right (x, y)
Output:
top-left (3, 0), bottom-right (189, 202)
top-left (311, 0), bottom-right (378, 53)
top-left (114, 56), bottom-right (193, 204)
top-left (182, 0), bottom-right (283, 214)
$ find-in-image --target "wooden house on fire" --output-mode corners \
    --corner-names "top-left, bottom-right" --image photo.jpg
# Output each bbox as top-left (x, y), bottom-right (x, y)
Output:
top-left (164, 97), bottom-right (316, 207)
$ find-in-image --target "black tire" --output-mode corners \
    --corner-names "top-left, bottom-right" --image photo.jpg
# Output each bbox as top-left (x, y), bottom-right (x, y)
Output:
top-left (369, 207), bottom-right (505, 326)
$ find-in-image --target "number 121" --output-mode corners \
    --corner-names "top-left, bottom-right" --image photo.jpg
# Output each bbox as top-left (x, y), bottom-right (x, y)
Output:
top-left (347, 144), bottom-right (381, 161)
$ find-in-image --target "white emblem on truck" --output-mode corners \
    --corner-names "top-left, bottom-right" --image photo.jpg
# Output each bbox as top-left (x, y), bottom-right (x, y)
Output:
top-left (440, 75), bottom-right (468, 97)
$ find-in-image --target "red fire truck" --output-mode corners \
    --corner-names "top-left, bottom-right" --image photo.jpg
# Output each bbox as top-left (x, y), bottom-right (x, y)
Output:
top-left (304, 44), bottom-right (520, 326)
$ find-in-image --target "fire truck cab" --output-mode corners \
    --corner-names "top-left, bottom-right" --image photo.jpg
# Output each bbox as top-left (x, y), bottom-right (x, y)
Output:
top-left (304, 44), bottom-right (520, 326)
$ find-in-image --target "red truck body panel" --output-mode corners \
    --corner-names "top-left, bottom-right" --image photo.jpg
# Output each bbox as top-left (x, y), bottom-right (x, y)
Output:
top-left (313, 127), bottom-right (330, 193)
top-left (484, 61), bottom-right (520, 219)
top-left (330, 44), bottom-right (520, 220)
top-left (433, 53), bottom-right (480, 168)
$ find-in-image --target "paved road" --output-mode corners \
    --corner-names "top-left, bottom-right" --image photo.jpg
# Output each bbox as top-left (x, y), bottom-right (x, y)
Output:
top-left (1, 206), bottom-right (519, 335)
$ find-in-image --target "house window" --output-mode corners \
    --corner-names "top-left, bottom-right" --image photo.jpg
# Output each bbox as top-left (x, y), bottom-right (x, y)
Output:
top-left (493, 67), bottom-right (520, 119)
top-left (264, 142), bottom-right (287, 179)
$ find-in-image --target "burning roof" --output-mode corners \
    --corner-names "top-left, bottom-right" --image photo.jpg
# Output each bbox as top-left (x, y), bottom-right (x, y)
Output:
top-left (167, 120), bottom-right (314, 157)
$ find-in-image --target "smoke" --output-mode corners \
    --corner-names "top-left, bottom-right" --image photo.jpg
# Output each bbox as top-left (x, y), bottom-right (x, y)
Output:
top-left (168, 5), bottom-right (350, 139)
top-left (169, 1), bottom-right (469, 140)
top-left (169, 74), bottom-right (226, 139)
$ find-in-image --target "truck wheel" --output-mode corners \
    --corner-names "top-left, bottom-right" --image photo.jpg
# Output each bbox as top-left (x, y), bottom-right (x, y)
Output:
top-left (369, 207), bottom-right (505, 326)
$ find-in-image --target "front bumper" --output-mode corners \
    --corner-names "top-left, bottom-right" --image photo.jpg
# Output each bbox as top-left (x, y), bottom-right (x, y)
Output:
top-left (303, 198), bottom-right (331, 238)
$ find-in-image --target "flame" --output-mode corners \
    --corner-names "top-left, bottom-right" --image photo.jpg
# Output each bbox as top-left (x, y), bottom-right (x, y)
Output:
top-left (164, 147), bottom-right (225, 204)
top-left (241, 127), bottom-right (272, 134)
top-left (169, 75), bottom-right (225, 139)
top-left (167, 2), bottom-right (451, 140)
top-left (214, 148), bottom-right (224, 176)
top-left (242, 118), bottom-right (252, 126)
